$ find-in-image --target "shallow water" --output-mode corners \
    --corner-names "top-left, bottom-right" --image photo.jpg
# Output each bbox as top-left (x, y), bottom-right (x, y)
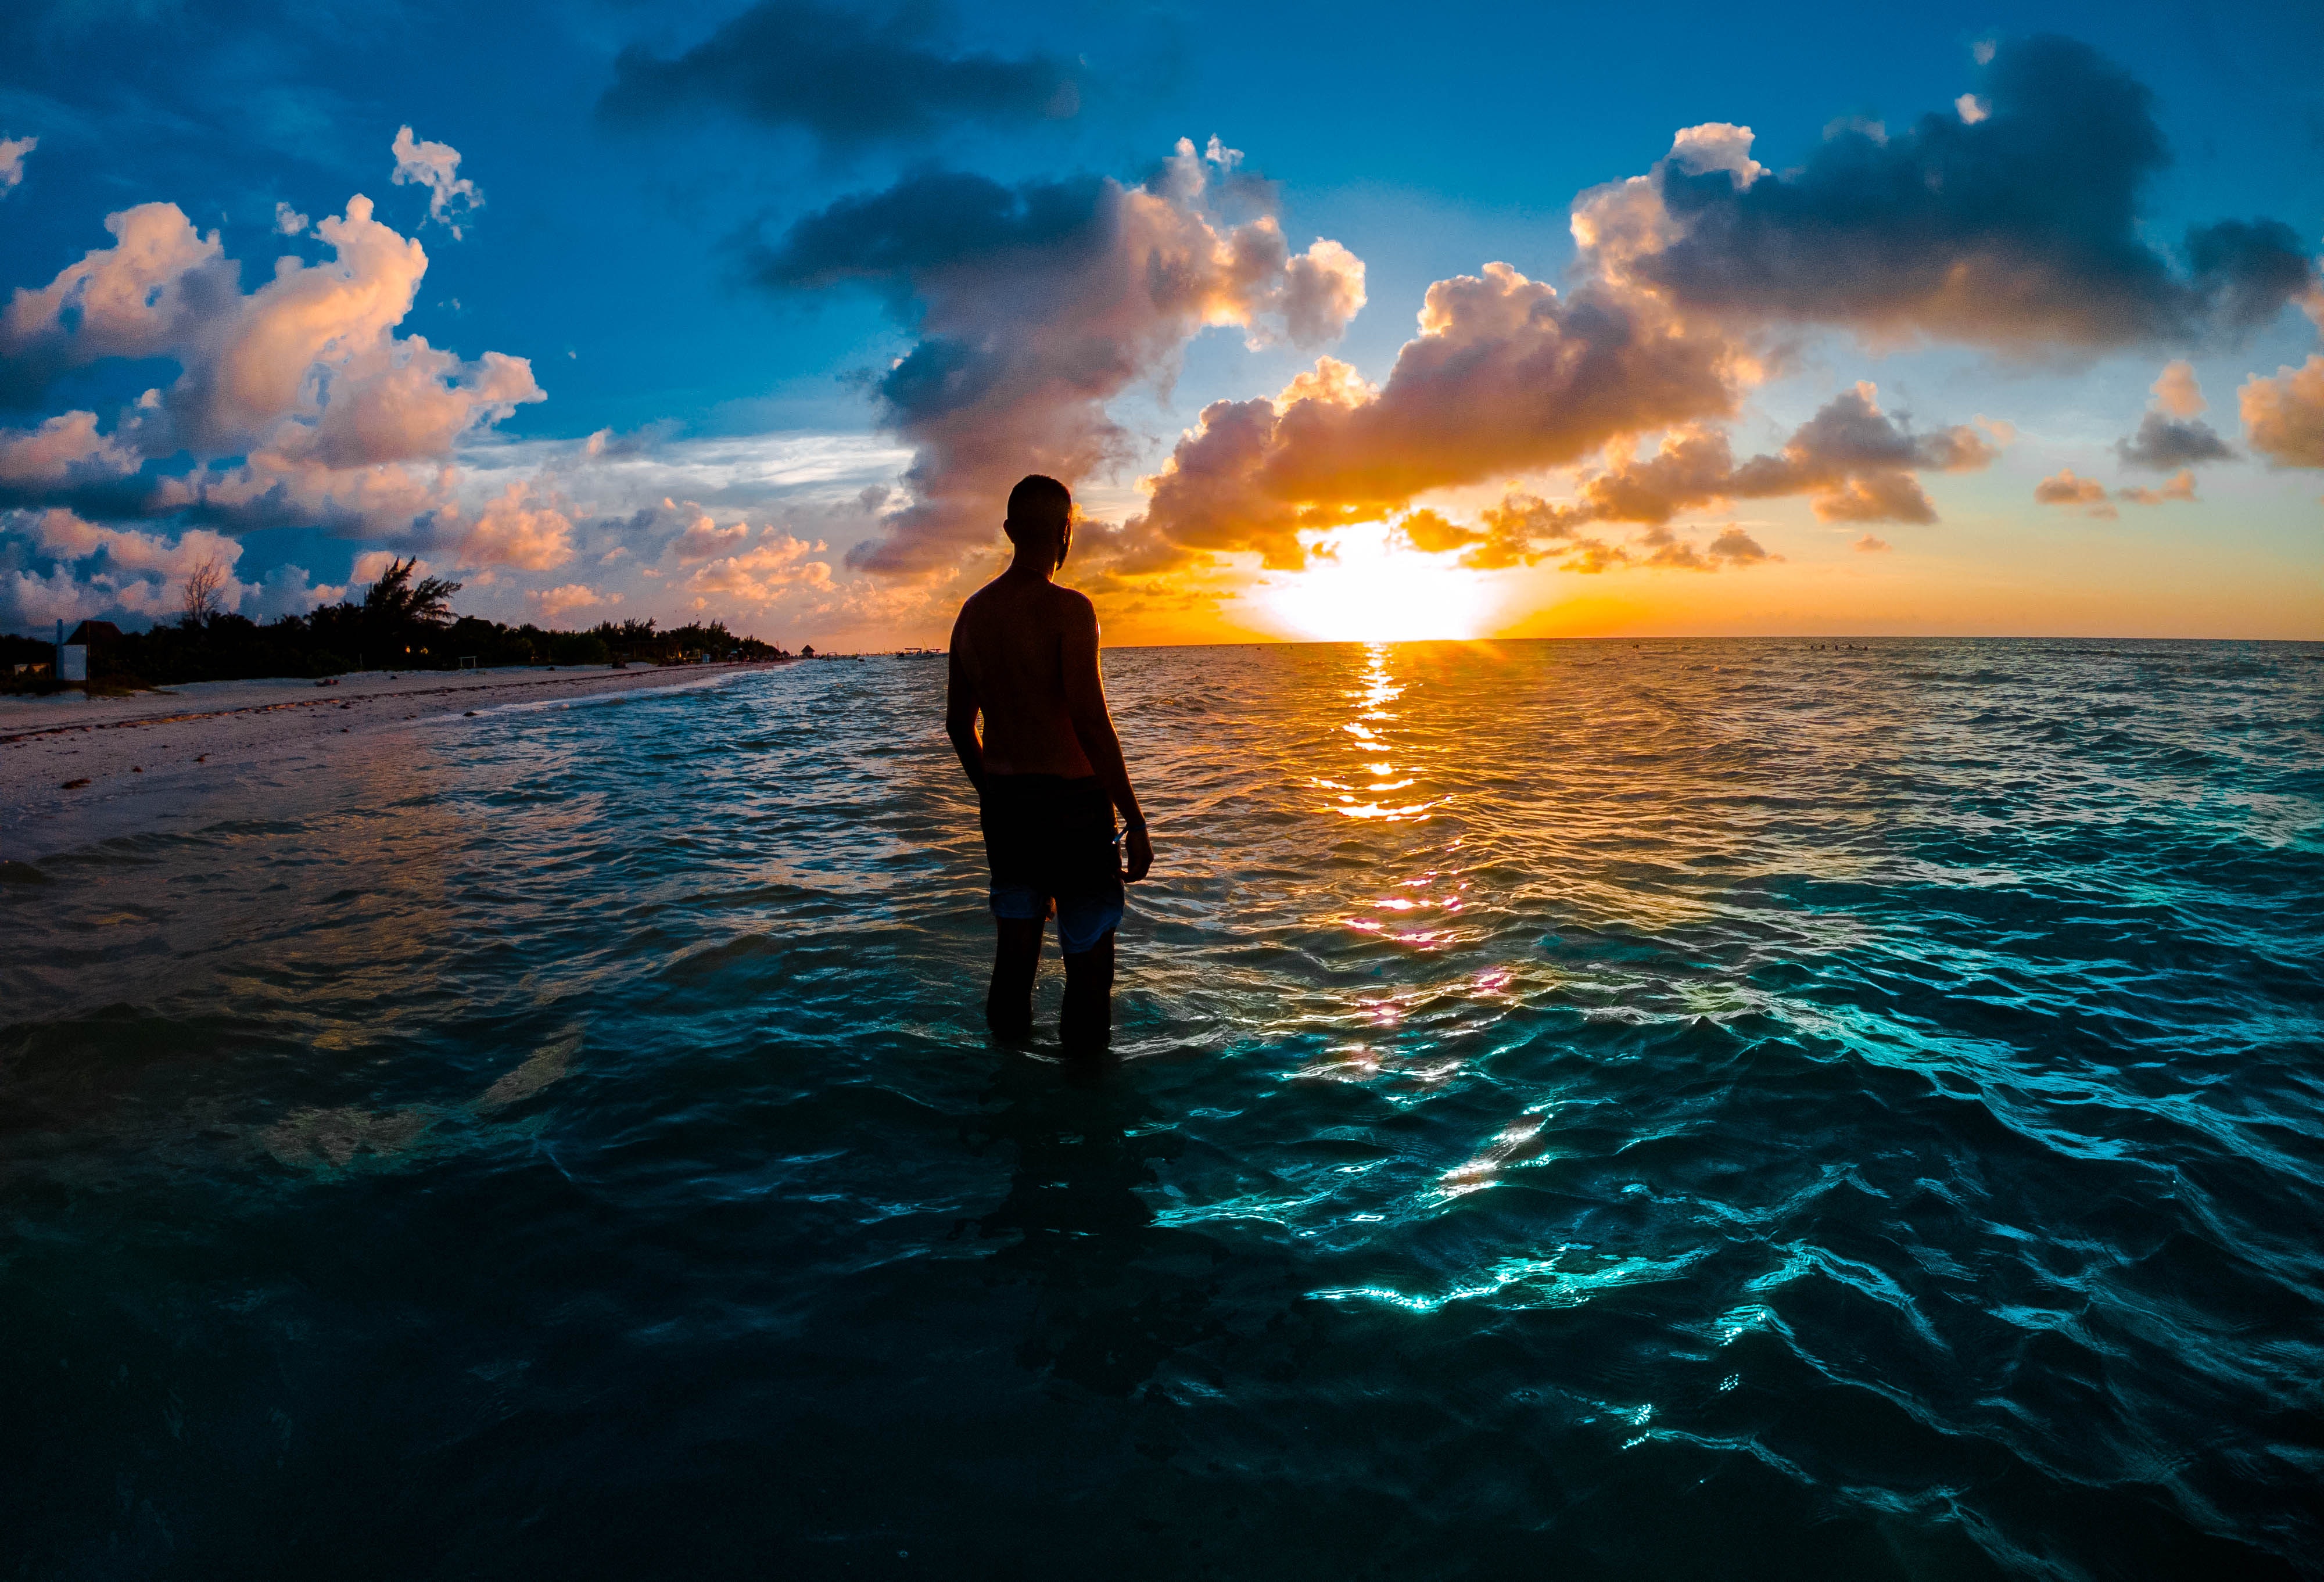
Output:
top-left (5, 637), bottom-right (2322, 1580)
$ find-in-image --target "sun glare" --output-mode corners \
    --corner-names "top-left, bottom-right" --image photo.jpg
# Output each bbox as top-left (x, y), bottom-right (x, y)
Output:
top-left (1260, 523), bottom-right (1490, 642)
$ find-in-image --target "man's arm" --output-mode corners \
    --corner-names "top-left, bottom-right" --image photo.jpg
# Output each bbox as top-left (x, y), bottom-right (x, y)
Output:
top-left (944, 636), bottom-right (985, 794)
top-left (1058, 595), bottom-right (1152, 882)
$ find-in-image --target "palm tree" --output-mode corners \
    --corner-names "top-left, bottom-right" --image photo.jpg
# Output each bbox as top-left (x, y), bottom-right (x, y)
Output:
top-left (363, 558), bottom-right (464, 626)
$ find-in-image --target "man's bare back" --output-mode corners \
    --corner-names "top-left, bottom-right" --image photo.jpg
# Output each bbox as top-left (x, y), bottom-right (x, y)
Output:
top-left (948, 576), bottom-right (1100, 779)
top-left (945, 475), bottom-right (1150, 1054)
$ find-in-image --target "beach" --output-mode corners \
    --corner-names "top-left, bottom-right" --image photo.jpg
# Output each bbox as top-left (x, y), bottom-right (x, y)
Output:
top-left (0, 661), bottom-right (799, 858)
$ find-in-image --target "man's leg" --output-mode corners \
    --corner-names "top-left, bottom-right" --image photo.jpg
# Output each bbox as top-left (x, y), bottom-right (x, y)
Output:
top-left (987, 916), bottom-right (1044, 1041)
top-left (1059, 928), bottom-right (1115, 1055)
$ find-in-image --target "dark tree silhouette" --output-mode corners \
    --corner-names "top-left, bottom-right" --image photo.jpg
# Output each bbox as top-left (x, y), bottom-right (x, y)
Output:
top-left (362, 558), bottom-right (464, 627)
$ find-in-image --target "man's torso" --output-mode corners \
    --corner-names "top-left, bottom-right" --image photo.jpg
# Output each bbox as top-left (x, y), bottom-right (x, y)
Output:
top-left (953, 576), bottom-right (1096, 779)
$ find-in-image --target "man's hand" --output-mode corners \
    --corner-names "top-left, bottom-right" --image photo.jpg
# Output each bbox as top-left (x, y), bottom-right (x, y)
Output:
top-left (1123, 824), bottom-right (1153, 883)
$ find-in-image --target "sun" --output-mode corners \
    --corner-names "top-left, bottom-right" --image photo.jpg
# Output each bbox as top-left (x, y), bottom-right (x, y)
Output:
top-left (1258, 522), bottom-right (1492, 642)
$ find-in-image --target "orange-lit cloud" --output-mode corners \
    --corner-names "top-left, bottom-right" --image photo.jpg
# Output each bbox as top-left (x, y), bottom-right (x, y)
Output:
top-left (2033, 468), bottom-right (2117, 518)
top-left (744, 137), bottom-right (1366, 575)
top-left (2117, 468), bottom-right (2197, 505)
top-left (2240, 356), bottom-right (2324, 468)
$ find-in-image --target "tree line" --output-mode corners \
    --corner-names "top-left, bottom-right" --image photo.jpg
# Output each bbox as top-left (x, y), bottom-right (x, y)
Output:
top-left (2, 558), bottom-right (800, 690)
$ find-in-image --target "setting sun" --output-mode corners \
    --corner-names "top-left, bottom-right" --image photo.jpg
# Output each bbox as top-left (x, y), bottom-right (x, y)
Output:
top-left (1258, 524), bottom-right (1493, 642)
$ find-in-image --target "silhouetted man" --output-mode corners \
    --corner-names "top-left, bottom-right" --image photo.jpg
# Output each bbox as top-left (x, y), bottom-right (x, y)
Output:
top-left (946, 475), bottom-right (1153, 1053)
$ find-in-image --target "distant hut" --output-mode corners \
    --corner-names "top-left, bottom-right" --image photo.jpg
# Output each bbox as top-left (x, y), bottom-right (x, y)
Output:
top-left (65, 620), bottom-right (123, 648)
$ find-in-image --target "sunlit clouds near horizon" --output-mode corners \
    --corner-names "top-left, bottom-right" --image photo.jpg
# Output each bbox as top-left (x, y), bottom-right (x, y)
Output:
top-left (0, 0), bottom-right (2318, 646)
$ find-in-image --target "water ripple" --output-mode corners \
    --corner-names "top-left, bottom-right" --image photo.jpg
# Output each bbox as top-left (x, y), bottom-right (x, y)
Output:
top-left (3, 637), bottom-right (2320, 1580)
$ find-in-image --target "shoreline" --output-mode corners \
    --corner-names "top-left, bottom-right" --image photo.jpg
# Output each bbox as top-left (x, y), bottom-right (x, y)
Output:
top-left (0, 662), bottom-right (793, 856)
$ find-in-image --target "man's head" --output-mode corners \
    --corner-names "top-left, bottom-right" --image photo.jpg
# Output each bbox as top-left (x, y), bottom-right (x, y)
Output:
top-left (1003, 474), bottom-right (1073, 572)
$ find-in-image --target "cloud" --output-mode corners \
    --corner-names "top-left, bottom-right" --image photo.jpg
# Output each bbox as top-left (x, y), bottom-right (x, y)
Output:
top-left (1118, 258), bottom-right (1742, 571)
top-left (745, 138), bottom-right (1367, 573)
top-left (669, 509), bottom-right (752, 563)
top-left (274, 200), bottom-right (309, 235)
top-left (2150, 359), bottom-right (2205, 418)
top-left (1623, 522), bottom-right (1778, 572)
top-left (0, 507), bottom-right (256, 629)
top-left (0, 411), bottom-right (140, 485)
top-left (2114, 411), bottom-right (2233, 469)
top-left (598, 0), bottom-right (1079, 148)
top-left (1588, 35), bottom-right (2315, 350)
top-left (684, 530), bottom-right (833, 604)
top-left (1706, 525), bottom-right (1773, 564)
top-left (0, 202), bottom-right (232, 407)
top-left (2116, 468), bottom-right (2196, 505)
top-left (432, 482), bottom-right (574, 572)
top-left (351, 550), bottom-right (424, 584)
top-left (0, 135), bottom-right (33, 195)
top-left (1131, 370), bottom-right (1987, 576)
top-left (1854, 533), bottom-right (1891, 551)
top-left (0, 192), bottom-right (546, 536)
top-left (2239, 356), bottom-right (2324, 468)
top-left (1583, 382), bottom-right (1999, 526)
top-left (2113, 360), bottom-right (2234, 468)
top-left (2034, 467), bottom-right (2117, 517)
top-left (246, 562), bottom-right (343, 618)
top-left (1397, 508), bottom-right (1480, 554)
top-left (390, 127), bottom-right (480, 235)
top-left (529, 583), bottom-right (615, 623)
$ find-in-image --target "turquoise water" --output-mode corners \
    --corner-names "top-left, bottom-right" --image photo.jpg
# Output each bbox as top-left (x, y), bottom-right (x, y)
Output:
top-left (5, 638), bottom-right (2321, 1580)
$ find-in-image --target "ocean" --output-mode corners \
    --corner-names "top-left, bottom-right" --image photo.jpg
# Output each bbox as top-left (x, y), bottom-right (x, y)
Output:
top-left (4, 637), bottom-right (2321, 1580)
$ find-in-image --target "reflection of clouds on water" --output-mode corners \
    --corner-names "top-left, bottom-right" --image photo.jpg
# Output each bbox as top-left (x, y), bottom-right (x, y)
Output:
top-left (264, 1025), bottom-right (582, 1171)
top-left (261, 1103), bottom-right (433, 1168)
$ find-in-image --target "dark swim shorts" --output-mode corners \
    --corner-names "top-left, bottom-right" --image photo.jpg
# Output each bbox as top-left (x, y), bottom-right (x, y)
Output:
top-left (979, 774), bottom-right (1125, 953)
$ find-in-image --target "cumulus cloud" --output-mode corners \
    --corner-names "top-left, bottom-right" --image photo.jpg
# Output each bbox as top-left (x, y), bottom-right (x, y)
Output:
top-left (0, 135), bottom-right (33, 195)
top-left (2150, 359), bottom-right (2205, 418)
top-left (0, 191), bottom-right (546, 542)
top-left (2114, 360), bottom-right (2235, 468)
top-left (1582, 382), bottom-right (1998, 527)
top-left (0, 411), bottom-right (141, 486)
top-left (684, 530), bottom-right (832, 604)
top-left (431, 482), bottom-right (574, 572)
top-left (390, 127), bottom-right (481, 235)
top-left (0, 202), bottom-right (231, 407)
top-left (2034, 467), bottom-right (2117, 517)
top-left (1629, 523), bottom-right (1776, 571)
top-left (1127, 370), bottom-right (1988, 575)
top-left (529, 583), bottom-right (615, 623)
top-left (1116, 257), bottom-right (1743, 571)
top-left (1855, 533), bottom-right (1891, 551)
top-left (599, 0), bottom-right (1079, 148)
top-left (274, 200), bottom-right (309, 235)
top-left (2115, 411), bottom-right (2233, 469)
top-left (2239, 356), bottom-right (2324, 468)
top-left (744, 137), bottom-right (1367, 573)
top-left (1588, 35), bottom-right (2314, 350)
top-left (0, 508), bottom-right (253, 629)
top-left (2117, 468), bottom-right (2196, 505)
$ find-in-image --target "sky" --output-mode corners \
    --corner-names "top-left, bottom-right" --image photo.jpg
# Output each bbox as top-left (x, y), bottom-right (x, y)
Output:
top-left (1, 0), bottom-right (2319, 648)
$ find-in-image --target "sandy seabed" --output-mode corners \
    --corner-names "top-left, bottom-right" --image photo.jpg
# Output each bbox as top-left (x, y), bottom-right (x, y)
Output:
top-left (0, 662), bottom-right (790, 859)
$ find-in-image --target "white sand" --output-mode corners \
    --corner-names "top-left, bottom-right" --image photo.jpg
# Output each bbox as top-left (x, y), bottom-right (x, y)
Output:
top-left (1, 662), bottom-right (790, 845)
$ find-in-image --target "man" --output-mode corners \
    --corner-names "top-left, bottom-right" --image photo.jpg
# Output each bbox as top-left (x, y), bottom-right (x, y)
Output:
top-left (946, 475), bottom-right (1153, 1053)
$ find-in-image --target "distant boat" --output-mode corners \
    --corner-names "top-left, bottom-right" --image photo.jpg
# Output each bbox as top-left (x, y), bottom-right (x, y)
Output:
top-left (894, 647), bottom-right (944, 659)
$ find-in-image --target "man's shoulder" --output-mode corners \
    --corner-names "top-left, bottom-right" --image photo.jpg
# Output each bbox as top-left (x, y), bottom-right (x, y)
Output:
top-left (953, 576), bottom-right (1012, 627)
top-left (1046, 583), bottom-right (1097, 623)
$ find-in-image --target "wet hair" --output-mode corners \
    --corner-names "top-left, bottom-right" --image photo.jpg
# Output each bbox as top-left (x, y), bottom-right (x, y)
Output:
top-left (1004, 474), bottom-right (1071, 529)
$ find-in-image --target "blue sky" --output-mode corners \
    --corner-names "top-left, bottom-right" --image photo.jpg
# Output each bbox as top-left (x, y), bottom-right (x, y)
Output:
top-left (2, 0), bottom-right (2319, 644)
